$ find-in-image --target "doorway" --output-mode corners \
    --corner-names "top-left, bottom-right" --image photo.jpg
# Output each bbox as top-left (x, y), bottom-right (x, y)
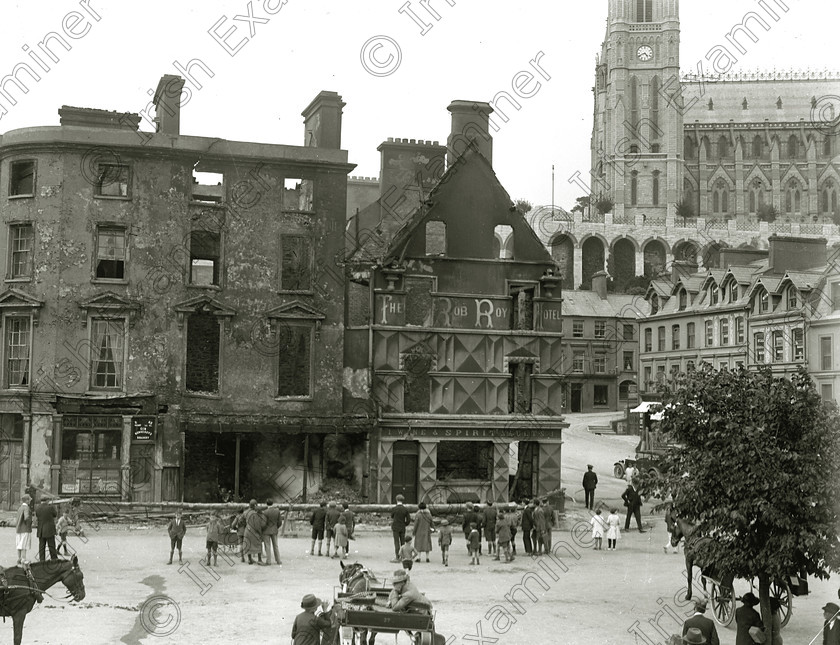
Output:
top-left (392, 440), bottom-right (418, 504)
top-left (571, 383), bottom-right (583, 412)
top-left (0, 414), bottom-right (23, 511)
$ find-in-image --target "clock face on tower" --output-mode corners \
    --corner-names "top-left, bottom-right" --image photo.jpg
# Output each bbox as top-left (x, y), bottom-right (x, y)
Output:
top-left (637, 45), bottom-right (653, 61)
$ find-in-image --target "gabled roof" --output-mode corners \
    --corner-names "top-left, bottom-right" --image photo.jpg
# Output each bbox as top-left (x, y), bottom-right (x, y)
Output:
top-left (780, 270), bottom-right (822, 292)
top-left (562, 291), bottom-right (646, 319)
top-left (646, 279), bottom-right (672, 299)
top-left (383, 144), bottom-right (553, 265)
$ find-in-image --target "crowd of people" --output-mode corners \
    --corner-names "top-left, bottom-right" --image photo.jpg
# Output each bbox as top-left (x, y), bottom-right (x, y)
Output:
top-left (14, 494), bottom-right (84, 565)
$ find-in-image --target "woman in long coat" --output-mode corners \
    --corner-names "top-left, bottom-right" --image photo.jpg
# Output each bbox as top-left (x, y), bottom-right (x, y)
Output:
top-left (413, 502), bottom-right (434, 562)
top-left (243, 499), bottom-right (266, 564)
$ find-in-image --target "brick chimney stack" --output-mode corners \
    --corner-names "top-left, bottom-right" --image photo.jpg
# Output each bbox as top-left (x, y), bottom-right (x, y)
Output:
top-left (768, 236), bottom-right (827, 272)
top-left (153, 75), bottom-right (186, 135)
top-left (592, 270), bottom-right (609, 300)
top-left (301, 91), bottom-right (346, 148)
top-left (446, 100), bottom-right (493, 168)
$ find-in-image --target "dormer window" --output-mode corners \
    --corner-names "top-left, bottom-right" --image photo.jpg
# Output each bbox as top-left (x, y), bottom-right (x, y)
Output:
top-left (710, 286), bottom-right (719, 306)
top-left (651, 294), bottom-right (659, 315)
top-left (759, 290), bottom-right (769, 313)
top-left (730, 284), bottom-right (739, 302)
top-left (678, 290), bottom-right (687, 311)
top-left (787, 286), bottom-right (797, 310)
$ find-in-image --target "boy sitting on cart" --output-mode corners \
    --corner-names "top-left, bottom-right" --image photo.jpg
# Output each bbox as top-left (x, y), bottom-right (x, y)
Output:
top-left (387, 570), bottom-right (432, 614)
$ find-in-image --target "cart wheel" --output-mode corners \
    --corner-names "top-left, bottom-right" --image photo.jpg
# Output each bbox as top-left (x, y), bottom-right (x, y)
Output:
top-left (709, 582), bottom-right (736, 627)
top-left (614, 463), bottom-right (625, 478)
top-left (771, 579), bottom-right (793, 628)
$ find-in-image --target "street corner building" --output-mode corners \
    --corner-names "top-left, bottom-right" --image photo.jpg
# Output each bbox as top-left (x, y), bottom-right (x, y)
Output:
top-left (343, 101), bottom-right (568, 505)
top-left (0, 74), bottom-right (355, 506)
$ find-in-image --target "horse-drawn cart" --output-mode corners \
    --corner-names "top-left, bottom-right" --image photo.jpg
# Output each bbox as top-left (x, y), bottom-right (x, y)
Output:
top-left (704, 574), bottom-right (802, 628)
top-left (334, 595), bottom-right (439, 645)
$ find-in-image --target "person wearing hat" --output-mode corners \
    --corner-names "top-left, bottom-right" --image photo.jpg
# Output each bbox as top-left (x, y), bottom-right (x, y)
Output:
top-left (387, 569), bottom-right (432, 614)
top-left (242, 499), bottom-right (266, 565)
top-left (15, 493), bottom-right (33, 564)
top-left (735, 592), bottom-right (763, 645)
top-left (682, 627), bottom-right (707, 644)
top-left (682, 598), bottom-right (720, 645)
top-left (582, 464), bottom-right (598, 511)
top-left (437, 519), bottom-right (452, 567)
top-left (824, 602), bottom-right (840, 645)
top-left (291, 593), bottom-right (332, 645)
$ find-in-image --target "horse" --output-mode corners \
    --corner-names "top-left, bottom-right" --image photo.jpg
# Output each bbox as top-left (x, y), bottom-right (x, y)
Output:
top-left (0, 555), bottom-right (85, 645)
top-left (669, 517), bottom-right (733, 601)
top-left (337, 562), bottom-right (383, 645)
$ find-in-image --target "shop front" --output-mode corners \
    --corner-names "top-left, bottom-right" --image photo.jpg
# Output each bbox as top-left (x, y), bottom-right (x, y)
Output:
top-left (60, 414), bottom-right (125, 497)
top-left (373, 417), bottom-right (565, 504)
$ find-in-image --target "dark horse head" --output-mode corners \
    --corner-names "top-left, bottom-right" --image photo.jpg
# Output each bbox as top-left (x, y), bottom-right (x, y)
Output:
top-left (338, 561), bottom-right (379, 595)
top-left (58, 555), bottom-right (86, 602)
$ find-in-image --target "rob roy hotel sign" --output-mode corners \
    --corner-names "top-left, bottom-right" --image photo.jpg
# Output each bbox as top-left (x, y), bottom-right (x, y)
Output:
top-left (375, 293), bottom-right (563, 331)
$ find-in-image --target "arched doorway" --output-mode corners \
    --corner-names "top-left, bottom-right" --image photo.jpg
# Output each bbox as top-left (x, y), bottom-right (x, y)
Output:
top-left (550, 235), bottom-right (575, 289)
top-left (643, 240), bottom-right (667, 278)
top-left (672, 241), bottom-right (699, 264)
top-left (581, 238), bottom-right (606, 290)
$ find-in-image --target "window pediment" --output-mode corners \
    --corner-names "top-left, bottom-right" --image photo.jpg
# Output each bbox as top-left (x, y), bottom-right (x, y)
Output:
top-left (173, 295), bottom-right (236, 330)
top-left (265, 300), bottom-right (326, 340)
top-left (79, 291), bottom-right (141, 327)
top-left (0, 288), bottom-right (44, 325)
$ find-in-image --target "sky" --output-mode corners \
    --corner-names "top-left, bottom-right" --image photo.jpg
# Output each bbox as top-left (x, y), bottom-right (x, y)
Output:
top-left (0, 0), bottom-right (838, 210)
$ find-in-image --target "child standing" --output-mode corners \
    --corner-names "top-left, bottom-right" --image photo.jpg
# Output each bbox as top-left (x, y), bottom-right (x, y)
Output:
top-left (333, 516), bottom-right (349, 560)
top-left (205, 511), bottom-right (224, 566)
top-left (468, 522), bottom-right (481, 565)
top-left (167, 510), bottom-right (187, 565)
top-left (606, 508), bottom-right (621, 551)
top-left (233, 509), bottom-right (246, 563)
top-left (397, 536), bottom-right (418, 570)
top-left (56, 509), bottom-right (72, 556)
top-left (438, 519), bottom-right (452, 566)
top-left (590, 509), bottom-right (606, 550)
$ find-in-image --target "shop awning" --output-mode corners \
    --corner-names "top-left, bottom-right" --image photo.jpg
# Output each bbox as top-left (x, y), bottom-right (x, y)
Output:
top-left (630, 401), bottom-right (662, 414)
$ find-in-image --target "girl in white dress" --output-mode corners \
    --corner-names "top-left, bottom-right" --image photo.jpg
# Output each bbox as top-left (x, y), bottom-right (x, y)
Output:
top-left (606, 508), bottom-right (621, 550)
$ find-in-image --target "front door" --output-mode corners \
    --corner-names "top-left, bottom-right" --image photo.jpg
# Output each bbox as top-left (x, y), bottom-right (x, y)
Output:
top-left (129, 444), bottom-right (155, 502)
top-left (392, 441), bottom-right (418, 504)
top-left (571, 383), bottom-right (583, 412)
top-left (0, 441), bottom-right (22, 511)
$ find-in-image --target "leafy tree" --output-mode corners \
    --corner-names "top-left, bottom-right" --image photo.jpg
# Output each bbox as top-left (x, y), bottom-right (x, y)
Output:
top-left (757, 203), bottom-right (779, 223)
top-left (594, 196), bottom-right (614, 214)
top-left (675, 198), bottom-right (694, 220)
top-left (571, 195), bottom-right (590, 214)
top-left (514, 199), bottom-right (533, 214)
top-left (641, 366), bottom-right (840, 636)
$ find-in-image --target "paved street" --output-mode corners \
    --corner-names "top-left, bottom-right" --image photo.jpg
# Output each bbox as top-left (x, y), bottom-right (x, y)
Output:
top-left (2, 413), bottom-right (836, 644)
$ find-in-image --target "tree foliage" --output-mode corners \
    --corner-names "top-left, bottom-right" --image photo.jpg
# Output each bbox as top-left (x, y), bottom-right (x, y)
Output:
top-left (514, 199), bottom-right (533, 214)
top-left (571, 195), bottom-right (590, 214)
top-left (641, 365), bottom-right (840, 630)
top-left (594, 196), bottom-right (614, 214)
top-left (675, 198), bottom-right (694, 219)
top-left (757, 203), bottom-right (779, 223)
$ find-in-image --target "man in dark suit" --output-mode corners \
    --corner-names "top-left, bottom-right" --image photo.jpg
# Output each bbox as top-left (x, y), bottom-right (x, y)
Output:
top-left (582, 465), bottom-right (598, 510)
top-left (621, 483), bottom-right (646, 532)
top-left (262, 498), bottom-right (283, 565)
top-left (824, 602), bottom-right (840, 645)
top-left (390, 494), bottom-right (411, 562)
top-left (734, 592), bottom-right (763, 645)
top-left (682, 598), bottom-right (720, 645)
top-left (520, 500), bottom-right (534, 555)
top-left (35, 499), bottom-right (59, 561)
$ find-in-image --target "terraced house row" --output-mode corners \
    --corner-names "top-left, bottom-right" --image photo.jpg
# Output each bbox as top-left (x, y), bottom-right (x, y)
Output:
top-left (639, 236), bottom-right (840, 402)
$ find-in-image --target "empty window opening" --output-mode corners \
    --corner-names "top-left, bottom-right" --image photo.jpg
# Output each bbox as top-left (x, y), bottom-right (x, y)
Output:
top-left (494, 225), bottom-right (514, 259)
top-left (508, 361), bottom-right (533, 413)
top-left (95, 227), bottom-right (126, 280)
top-left (277, 324), bottom-right (312, 397)
top-left (437, 441), bottom-right (492, 480)
top-left (192, 171), bottom-right (224, 204)
top-left (95, 164), bottom-right (130, 198)
top-left (283, 177), bottom-right (314, 211)
top-left (186, 313), bottom-right (220, 394)
top-left (190, 230), bottom-right (221, 286)
top-left (9, 161), bottom-right (35, 197)
top-left (510, 286), bottom-right (535, 330)
top-left (280, 235), bottom-right (313, 291)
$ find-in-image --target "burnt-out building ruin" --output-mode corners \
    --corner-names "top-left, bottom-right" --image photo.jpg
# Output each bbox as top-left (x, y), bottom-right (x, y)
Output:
top-left (344, 101), bottom-right (568, 504)
top-left (0, 74), bottom-right (356, 505)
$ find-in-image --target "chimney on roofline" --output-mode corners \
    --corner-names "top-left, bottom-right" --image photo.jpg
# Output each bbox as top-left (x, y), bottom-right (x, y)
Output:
top-left (301, 91), bottom-right (346, 149)
top-left (592, 270), bottom-right (609, 300)
top-left (768, 235), bottom-right (827, 272)
top-left (153, 75), bottom-right (186, 135)
top-left (446, 100), bottom-right (493, 168)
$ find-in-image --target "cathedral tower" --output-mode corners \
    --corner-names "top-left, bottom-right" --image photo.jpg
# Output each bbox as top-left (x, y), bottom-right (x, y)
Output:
top-left (591, 0), bottom-right (683, 222)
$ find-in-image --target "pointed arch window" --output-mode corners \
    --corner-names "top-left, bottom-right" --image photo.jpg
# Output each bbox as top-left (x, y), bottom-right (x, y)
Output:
top-left (788, 135), bottom-right (800, 159)
top-left (785, 181), bottom-right (802, 214)
top-left (748, 181), bottom-right (763, 214)
top-left (717, 136), bottom-right (729, 159)
top-left (650, 76), bottom-right (661, 133)
top-left (652, 171), bottom-right (660, 206)
top-left (713, 180), bottom-right (729, 214)
top-left (684, 137), bottom-right (695, 159)
top-left (630, 171), bottom-right (639, 205)
top-left (752, 136), bottom-right (764, 159)
top-left (824, 137), bottom-right (833, 158)
top-left (630, 76), bottom-right (639, 132)
top-left (636, 0), bottom-right (653, 22)
top-left (822, 181), bottom-right (838, 215)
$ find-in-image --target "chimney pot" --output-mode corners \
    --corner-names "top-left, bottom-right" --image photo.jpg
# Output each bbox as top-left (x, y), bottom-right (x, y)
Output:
top-left (447, 100), bottom-right (493, 167)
